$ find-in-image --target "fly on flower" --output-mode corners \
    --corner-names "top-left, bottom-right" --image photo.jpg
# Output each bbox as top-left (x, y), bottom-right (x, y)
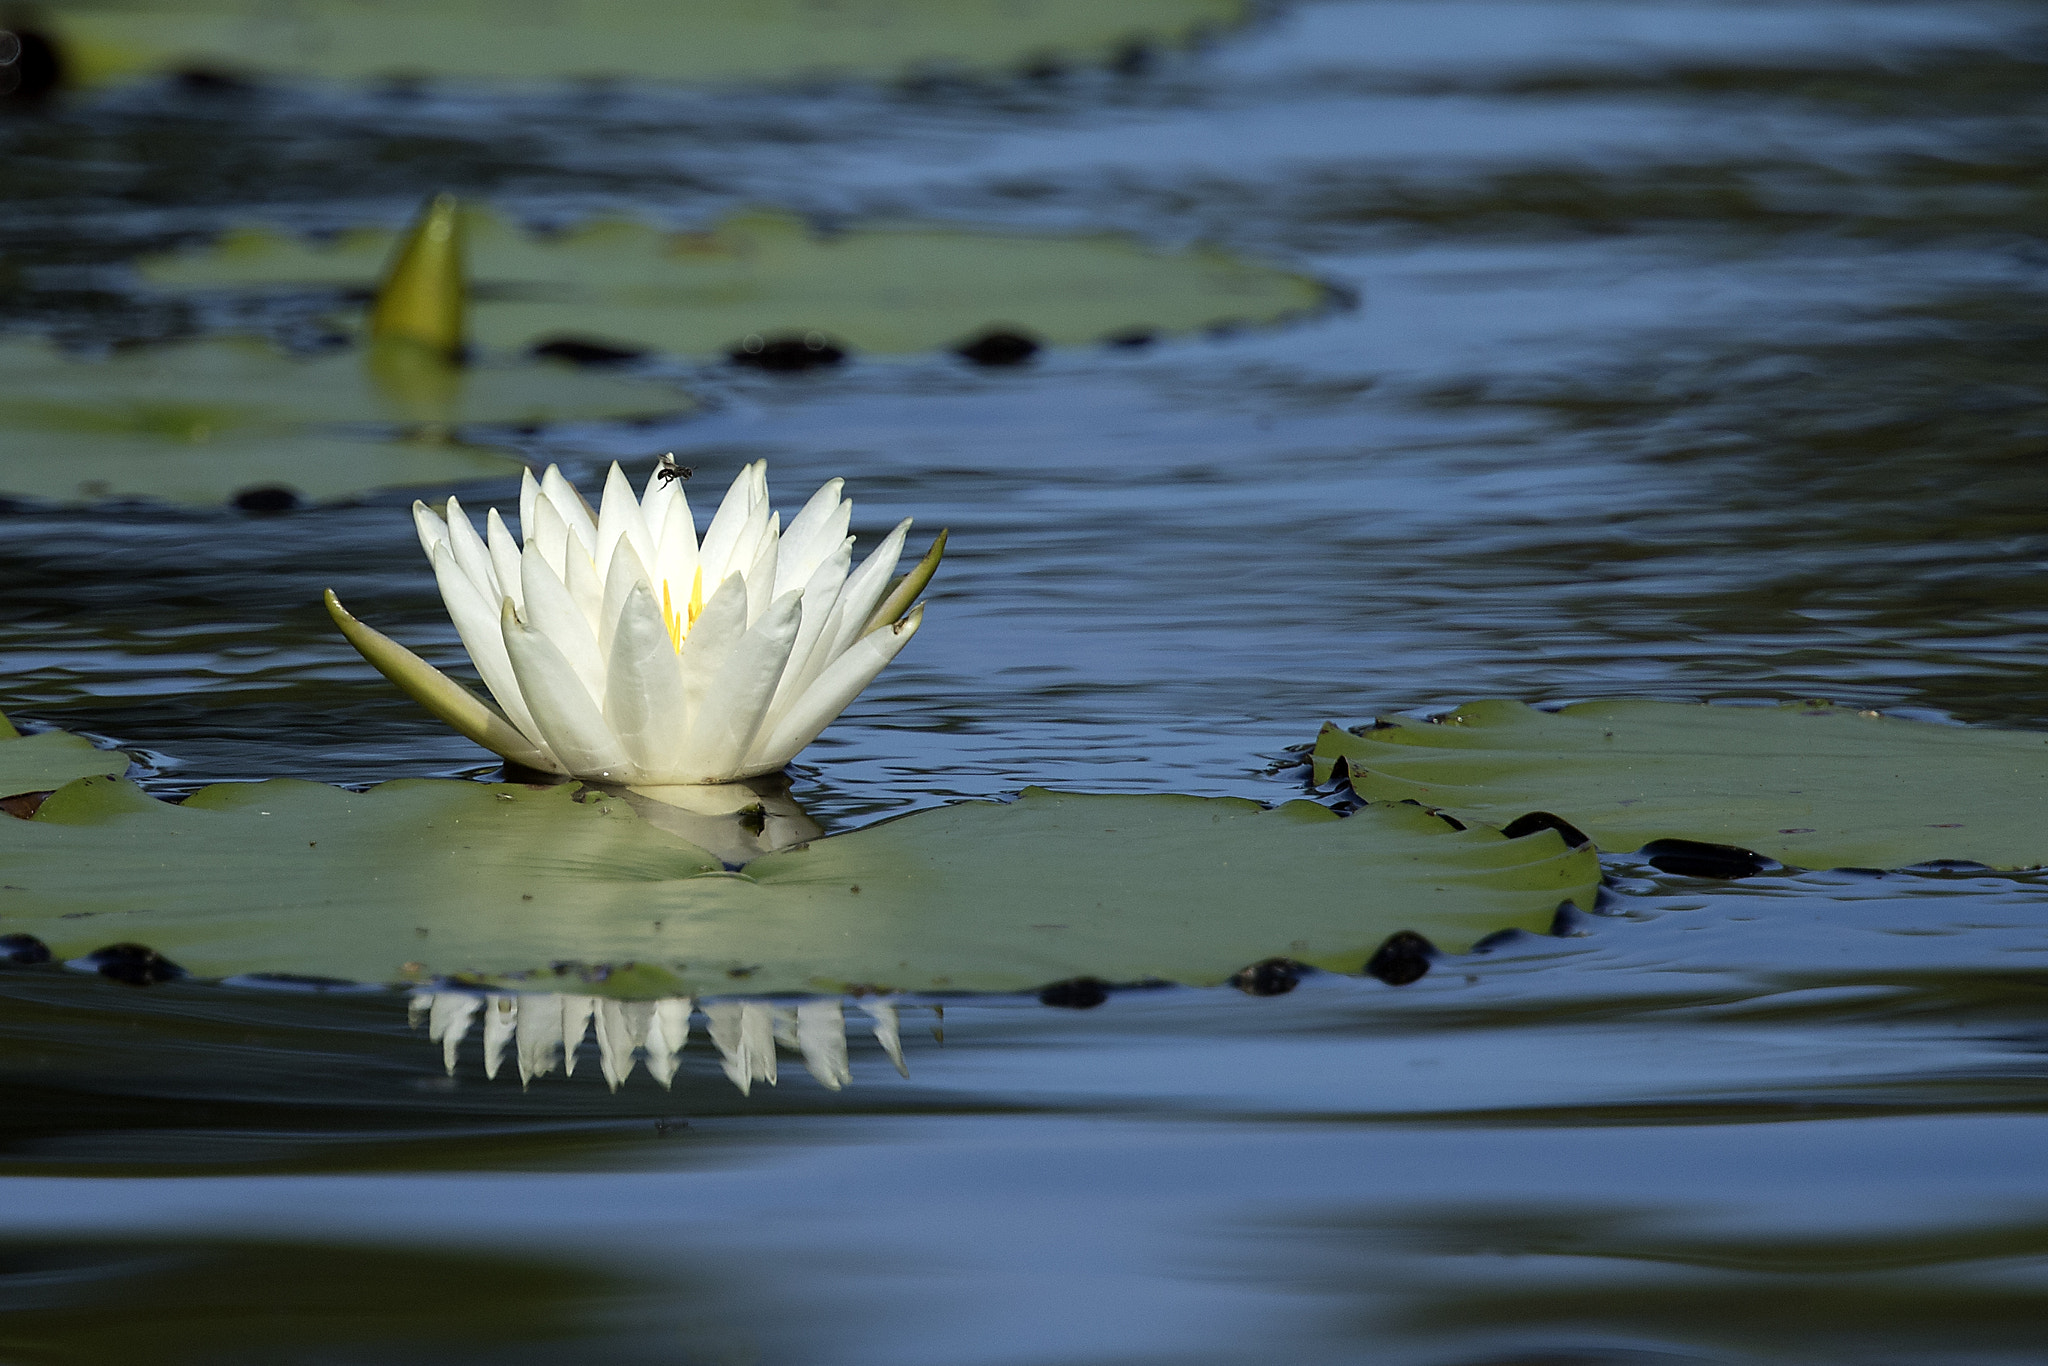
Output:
top-left (654, 453), bottom-right (692, 485)
top-left (325, 459), bottom-right (944, 786)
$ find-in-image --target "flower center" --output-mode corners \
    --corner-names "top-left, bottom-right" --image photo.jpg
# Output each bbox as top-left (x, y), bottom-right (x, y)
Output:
top-left (660, 567), bottom-right (705, 652)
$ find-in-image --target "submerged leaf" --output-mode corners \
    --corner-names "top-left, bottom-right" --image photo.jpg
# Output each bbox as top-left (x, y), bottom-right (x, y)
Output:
top-left (137, 209), bottom-right (1332, 357)
top-left (1313, 699), bottom-right (2048, 871)
top-left (0, 776), bottom-right (1595, 994)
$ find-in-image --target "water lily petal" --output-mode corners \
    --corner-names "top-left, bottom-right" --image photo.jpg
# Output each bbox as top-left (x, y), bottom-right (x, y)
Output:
top-left (519, 466), bottom-right (540, 545)
top-left (501, 597), bottom-right (634, 780)
top-left (863, 528), bottom-right (947, 635)
top-left (645, 999), bottom-right (692, 1089)
top-left (706, 1001), bottom-right (777, 1095)
top-left (596, 461), bottom-right (657, 584)
top-left (683, 588), bottom-right (803, 780)
top-left (697, 462), bottom-right (759, 581)
top-left (606, 581), bottom-right (692, 779)
top-left (748, 603), bottom-right (922, 772)
top-left (859, 999), bottom-right (910, 1078)
top-left (777, 490), bottom-right (850, 597)
top-left (541, 464), bottom-right (599, 559)
top-left (426, 543), bottom-right (550, 751)
top-left (485, 508), bottom-right (525, 614)
top-left (530, 488), bottom-right (571, 582)
top-left (442, 495), bottom-right (500, 605)
top-left (654, 495), bottom-right (701, 612)
top-left (323, 589), bottom-right (555, 771)
top-left (778, 478), bottom-right (844, 587)
top-left (519, 540), bottom-right (606, 707)
top-left (412, 500), bottom-right (449, 562)
top-left (743, 511), bottom-right (779, 626)
top-left (764, 539), bottom-right (853, 727)
top-left (832, 517), bottom-right (911, 647)
top-left (558, 995), bottom-right (596, 1077)
top-left (563, 531), bottom-right (606, 638)
top-left (677, 571), bottom-right (748, 719)
top-left (598, 536), bottom-right (653, 660)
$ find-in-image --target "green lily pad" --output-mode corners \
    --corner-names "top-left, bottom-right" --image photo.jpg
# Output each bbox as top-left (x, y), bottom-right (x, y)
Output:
top-left (45, 0), bottom-right (1244, 88)
top-left (0, 717), bottom-right (128, 801)
top-left (1312, 698), bottom-right (2048, 871)
top-left (0, 338), bottom-right (692, 505)
top-left (136, 209), bottom-right (1331, 357)
top-left (0, 773), bottom-right (1597, 995)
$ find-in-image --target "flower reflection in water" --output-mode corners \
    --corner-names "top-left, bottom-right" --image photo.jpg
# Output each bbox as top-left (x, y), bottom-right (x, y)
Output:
top-left (411, 991), bottom-right (909, 1094)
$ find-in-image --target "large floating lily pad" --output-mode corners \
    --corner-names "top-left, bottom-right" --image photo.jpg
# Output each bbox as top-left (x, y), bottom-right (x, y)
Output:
top-left (0, 338), bottom-right (691, 505)
top-left (0, 717), bottom-right (128, 801)
top-left (44, 0), bottom-right (1244, 88)
top-left (1313, 699), bottom-right (2048, 871)
top-left (137, 209), bottom-right (1330, 356)
top-left (0, 775), bottom-right (1596, 995)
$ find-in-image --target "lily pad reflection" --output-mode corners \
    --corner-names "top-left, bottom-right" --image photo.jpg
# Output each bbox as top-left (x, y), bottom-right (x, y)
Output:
top-left (0, 338), bottom-right (691, 506)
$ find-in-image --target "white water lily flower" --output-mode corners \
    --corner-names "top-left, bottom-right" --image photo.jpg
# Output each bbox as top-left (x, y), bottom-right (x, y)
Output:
top-left (327, 458), bottom-right (940, 785)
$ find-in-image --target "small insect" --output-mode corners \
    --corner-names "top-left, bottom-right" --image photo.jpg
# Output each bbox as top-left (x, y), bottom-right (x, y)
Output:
top-left (655, 453), bottom-right (694, 485)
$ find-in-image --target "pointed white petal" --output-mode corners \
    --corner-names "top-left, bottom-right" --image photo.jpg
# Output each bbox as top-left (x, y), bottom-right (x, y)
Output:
top-left (598, 536), bottom-right (654, 661)
top-left (777, 479), bottom-right (844, 588)
top-left (676, 572), bottom-right (748, 727)
top-left (531, 490), bottom-right (571, 581)
top-left (763, 541), bottom-right (852, 728)
top-left (697, 465), bottom-right (758, 580)
top-left (519, 467), bottom-right (540, 545)
top-left (822, 518), bottom-right (910, 663)
top-left (654, 497), bottom-right (701, 611)
top-left (442, 495), bottom-right (500, 605)
top-left (564, 532), bottom-right (606, 637)
top-left (501, 598), bottom-right (635, 780)
top-left (606, 582), bottom-right (692, 779)
top-left (682, 589), bottom-right (802, 780)
top-left (412, 500), bottom-right (449, 563)
top-left (743, 512), bottom-right (779, 626)
top-left (541, 464), bottom-right (599, 559)
top-left (426, 545), bottom-right (550, 750)
top-left (596, 461), bottom-right (658, 583)
top-left (597, 1000), bottom-right (654, 1091)
top-left (747, 603), bottom-right (922, 772)
top-left (485, 508), bottom-right (525, 615)
top-left (796, 1000), bottom-right (851, 1090)
top-left (777, 492), bottom-right (850, 597)
top-left (519, 541), bottom-right (606, 707)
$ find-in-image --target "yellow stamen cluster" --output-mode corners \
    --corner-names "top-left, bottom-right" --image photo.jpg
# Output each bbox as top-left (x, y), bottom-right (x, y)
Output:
top-left (660, 568), bottom-right (706, 652)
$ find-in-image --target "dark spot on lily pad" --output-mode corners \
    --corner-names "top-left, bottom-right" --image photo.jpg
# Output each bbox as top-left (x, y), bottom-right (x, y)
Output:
top-left (1642, 838), bottom-right (1771, 879)
top-left (0, 933), bottom-right (50, 964)
top-left (174, 67), bottom-right (252, 95)
top-left (1039, 976), bottom-right (1109, 1009)
top-left (1501, 810), bottom-right (1592, 849)
top-left (1231, 957), bottom-right (1304, 996)
top-left (530, 335), bottom-right (649, 367)
top-left (1366, 930), bottom-right (1435, 986)
top-left (955, 329), bottom-right (1040, 367)
top-left (78, 942), bottom-right (185, 986)
top-left (728, 332), bottom-right (846, 372)
top-left (232, 485), bottom-right (301, 514)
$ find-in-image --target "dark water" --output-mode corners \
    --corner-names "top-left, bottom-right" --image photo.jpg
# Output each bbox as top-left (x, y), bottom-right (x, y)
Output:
top-left (6, 2), bottom-right (2048, 1361)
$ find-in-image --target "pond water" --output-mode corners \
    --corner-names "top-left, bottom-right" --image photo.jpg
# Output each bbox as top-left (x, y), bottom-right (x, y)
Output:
top-left (5, 2), bottom-right (2048, 1361)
